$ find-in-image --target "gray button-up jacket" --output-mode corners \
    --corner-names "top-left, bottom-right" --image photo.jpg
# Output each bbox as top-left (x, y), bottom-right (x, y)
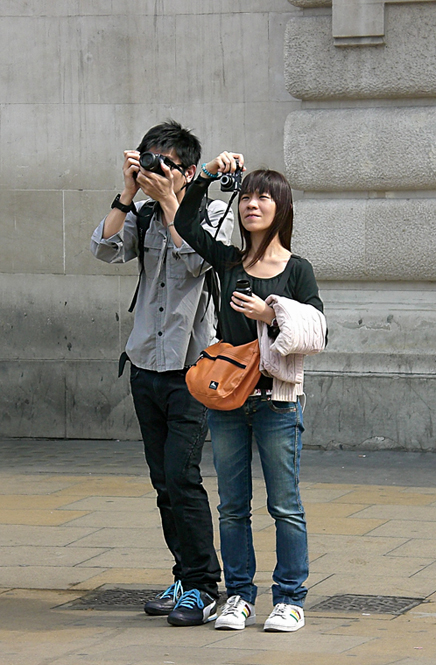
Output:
top-left (90, 198), bottom-right (234, 372)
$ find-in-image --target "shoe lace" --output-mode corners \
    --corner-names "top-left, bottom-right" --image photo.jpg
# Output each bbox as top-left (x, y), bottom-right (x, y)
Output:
top-left (271, 604), bottom-right (302, 622)
top-left (174, 589), bottom-right (204, 610)
top-left (221, 595), bottom-right (242, 616)
top-left (159, 580), bottom-right (183, 602)
top-left (271, 603), bottom-right (288, 618)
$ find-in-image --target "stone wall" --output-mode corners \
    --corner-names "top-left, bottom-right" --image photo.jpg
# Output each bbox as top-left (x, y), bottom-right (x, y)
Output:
top-left (0, 1), bottom-right (297, 439)
top-left (286, 0), bottom-right (436, 450)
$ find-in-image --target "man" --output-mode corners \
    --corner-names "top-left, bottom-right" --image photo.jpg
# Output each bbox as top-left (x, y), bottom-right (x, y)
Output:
top-left (91, 121), bottom-right (233, 626)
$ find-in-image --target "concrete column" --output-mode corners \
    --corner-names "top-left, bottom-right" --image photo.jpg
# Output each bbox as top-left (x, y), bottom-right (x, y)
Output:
top-left (285, 0), bottom-right (436, 450)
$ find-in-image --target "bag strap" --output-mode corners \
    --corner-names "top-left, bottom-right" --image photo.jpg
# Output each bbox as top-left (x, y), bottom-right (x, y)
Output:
top-left (128, 201), bottom-right (156, 313)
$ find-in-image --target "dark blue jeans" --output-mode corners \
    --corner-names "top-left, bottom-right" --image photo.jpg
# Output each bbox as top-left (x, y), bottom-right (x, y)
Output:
top-left (130, 365), bottom-right (220, 599)
top-left (208, 396), bottom-right (308, 607)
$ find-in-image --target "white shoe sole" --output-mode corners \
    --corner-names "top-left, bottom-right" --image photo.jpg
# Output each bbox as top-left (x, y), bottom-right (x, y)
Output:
top-left (264, 619), bottom-right (305, 632)
top-left (215, 615), bottom-right (256, 630)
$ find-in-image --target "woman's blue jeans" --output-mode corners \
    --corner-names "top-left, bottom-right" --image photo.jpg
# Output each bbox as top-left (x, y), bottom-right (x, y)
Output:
top-left (208, 395), bottom-right (308, 607)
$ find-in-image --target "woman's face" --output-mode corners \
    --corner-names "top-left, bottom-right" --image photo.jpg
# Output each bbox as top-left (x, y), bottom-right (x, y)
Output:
top-left (239, 190), bottom-right (276, 234)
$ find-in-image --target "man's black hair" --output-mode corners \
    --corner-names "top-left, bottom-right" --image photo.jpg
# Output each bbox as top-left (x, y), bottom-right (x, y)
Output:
top-left (137, 120), bottom-right (202, 169)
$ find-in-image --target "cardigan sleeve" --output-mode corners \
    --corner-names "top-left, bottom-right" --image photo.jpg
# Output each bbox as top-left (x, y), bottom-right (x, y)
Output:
top-left (266, 295), bottom-right (327, 356)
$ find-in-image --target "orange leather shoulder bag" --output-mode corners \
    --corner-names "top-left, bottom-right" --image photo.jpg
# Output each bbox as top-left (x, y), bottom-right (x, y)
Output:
top-left (186, 339), bottom-right (261, 411)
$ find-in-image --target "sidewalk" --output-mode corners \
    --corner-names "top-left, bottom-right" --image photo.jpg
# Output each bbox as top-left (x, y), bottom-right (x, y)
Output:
top-left (0, 440), bottom-right (435, 665)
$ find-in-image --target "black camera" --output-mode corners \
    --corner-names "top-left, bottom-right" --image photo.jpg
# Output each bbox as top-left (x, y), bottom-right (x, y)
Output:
top-left (139, 151), bottom-right (166, 177)
top-left (220, 161), bottom-right (243, 193)
top-left (234, 279), bottom-right (252, 297)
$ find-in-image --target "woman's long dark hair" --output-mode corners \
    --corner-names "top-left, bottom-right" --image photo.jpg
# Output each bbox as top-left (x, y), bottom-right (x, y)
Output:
top-left (237, 170), bottom-right (293, 269)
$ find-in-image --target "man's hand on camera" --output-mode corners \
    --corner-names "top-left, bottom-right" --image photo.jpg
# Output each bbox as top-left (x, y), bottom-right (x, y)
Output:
top-left (202, 151), bottom-right (245, 178)
top-left (122, 150), bottom-right (141, 200)
top-left (136, 161), bottom-right (177, 205)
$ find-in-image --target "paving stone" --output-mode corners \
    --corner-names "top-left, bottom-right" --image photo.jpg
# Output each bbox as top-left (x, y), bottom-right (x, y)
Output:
top-left (0, 509), bottom-right (90, 526)
top-left (0, 525), bottom-right (99, 546)
top-left (364, 520), bottom-right (436, 539)
top-left (0, 546), bottom-right (110, 567)
top-left (307, 515), bottom-right (387, 535)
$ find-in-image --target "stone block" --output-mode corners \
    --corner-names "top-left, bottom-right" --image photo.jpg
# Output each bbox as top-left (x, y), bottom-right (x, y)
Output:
top-left (0, 274), bottom-right (125, 360)
top-left (0, 361), bottom-right (66, 438)
top-left (289, 0), bottom-right (332, 6)
top-left (0, 17), bottom-right (63, 104)
top-left (0, 191), bottom-right (63, 274)
top-left (269, 12), bottom-right (299, 102)
top-left (303, 372), bottom-right (436, 451)
top-left (292, 198), bottom-right (436, 280)
top-left (285, 107), bottom-right (436, 191)
top-left (304, 282), bottom-right (436, 372)
top-left (333, 0), bottom-right (385, 40)
top-left (0, 103), bottom-right (125, 192)
top-left (285, 5), bottom-right (436, 99)
top-left (65, 360), bottom-right (140, 439)
top-left (61, 14), bottom-right (177, 106)
top-left (172, 13), bottom-right (273, 106)
top-left (1, 1), bottom-right (293, 16)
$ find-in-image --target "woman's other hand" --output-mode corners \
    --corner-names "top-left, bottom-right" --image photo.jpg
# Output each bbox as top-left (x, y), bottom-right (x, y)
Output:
top-left (230, 291), bottom-right (275, 325)
top-left (202, 152), bottom-right (245, 177)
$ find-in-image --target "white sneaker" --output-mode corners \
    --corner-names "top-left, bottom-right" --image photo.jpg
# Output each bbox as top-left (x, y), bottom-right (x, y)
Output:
top-left (215, 595), bottom-right (256, 630)
top-left (264, 604), bottom-right (305, 632)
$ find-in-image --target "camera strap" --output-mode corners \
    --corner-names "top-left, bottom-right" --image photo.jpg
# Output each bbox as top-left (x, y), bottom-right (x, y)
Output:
top-left (199, 189), bottom-right (239, 334)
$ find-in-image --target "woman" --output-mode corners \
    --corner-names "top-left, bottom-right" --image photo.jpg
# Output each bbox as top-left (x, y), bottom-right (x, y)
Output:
top-left (172, 152), bottom-right (326, 632)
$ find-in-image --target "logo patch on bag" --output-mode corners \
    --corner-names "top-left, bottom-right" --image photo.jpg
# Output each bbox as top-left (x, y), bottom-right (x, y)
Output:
top-left (209, 381), bottom-right (219, 390)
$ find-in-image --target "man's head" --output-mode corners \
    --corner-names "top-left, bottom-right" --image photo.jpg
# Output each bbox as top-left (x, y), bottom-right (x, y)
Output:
top-left (137, 120), bottom-right (202, 171)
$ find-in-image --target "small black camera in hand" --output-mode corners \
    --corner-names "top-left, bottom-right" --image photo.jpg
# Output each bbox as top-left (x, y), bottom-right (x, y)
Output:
top-left (234, 279), bottom-right (252, 297)
top-left (220, 160), bottom-right (243, 193)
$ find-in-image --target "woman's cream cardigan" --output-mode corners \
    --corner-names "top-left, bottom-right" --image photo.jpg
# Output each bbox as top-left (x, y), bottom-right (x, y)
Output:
top-left (257, 295), bottom-right (327, 405)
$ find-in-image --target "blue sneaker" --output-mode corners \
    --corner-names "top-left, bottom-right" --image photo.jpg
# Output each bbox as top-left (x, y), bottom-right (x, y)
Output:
top-left (167, 589), bottom-right (217, 626)
top-left (144, 580), bottom-right (183, 616)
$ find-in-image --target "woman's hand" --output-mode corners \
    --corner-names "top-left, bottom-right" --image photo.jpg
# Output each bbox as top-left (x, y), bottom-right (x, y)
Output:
top-left (230, 291), bottom-right (275, 325)
top-left (202, 151), bottom-right (245, 177)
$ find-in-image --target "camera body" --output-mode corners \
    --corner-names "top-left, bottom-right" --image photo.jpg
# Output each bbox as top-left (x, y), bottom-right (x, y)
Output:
top-left (220, 161), bottom-right (243, 193)
top-left (234, 279), bottom-right (252, 297)
top-left (139, 151), bottom-right (166, 177)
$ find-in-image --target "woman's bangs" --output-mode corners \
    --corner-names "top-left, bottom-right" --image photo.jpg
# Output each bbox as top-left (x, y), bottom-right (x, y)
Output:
top-left (239, 170), bottom-right (287, 203)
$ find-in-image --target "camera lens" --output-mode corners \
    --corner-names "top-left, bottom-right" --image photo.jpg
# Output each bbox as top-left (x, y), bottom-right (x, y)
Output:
top-left (139, 152), bottom-right (164, 175)
top-left (220, 174), bottom-right (235, 192)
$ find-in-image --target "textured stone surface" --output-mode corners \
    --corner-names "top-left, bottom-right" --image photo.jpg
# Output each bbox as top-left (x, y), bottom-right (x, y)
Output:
top-left (65, 361), bottom-right (140, 439)
top-left (304, 372), bottom-right (436, 451)
top-left (285, 5), bottom-right (436, 100)
top-left (285, 107), bottom-right (436, 191)
top-left (0, 361), bottom-right (67, 438)
top-left (305, 282), bottom-right (436, 373)
top-left (292, 198), bottom-right (436, 280)
top-left (0, 191), bottom-right (64, 274)
top-left (0, 274), bottom-right (133, 360)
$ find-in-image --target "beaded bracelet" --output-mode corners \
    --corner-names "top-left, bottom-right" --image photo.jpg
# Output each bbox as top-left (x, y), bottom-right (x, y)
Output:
top-left (201, 163), bottom-right (220, 179)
